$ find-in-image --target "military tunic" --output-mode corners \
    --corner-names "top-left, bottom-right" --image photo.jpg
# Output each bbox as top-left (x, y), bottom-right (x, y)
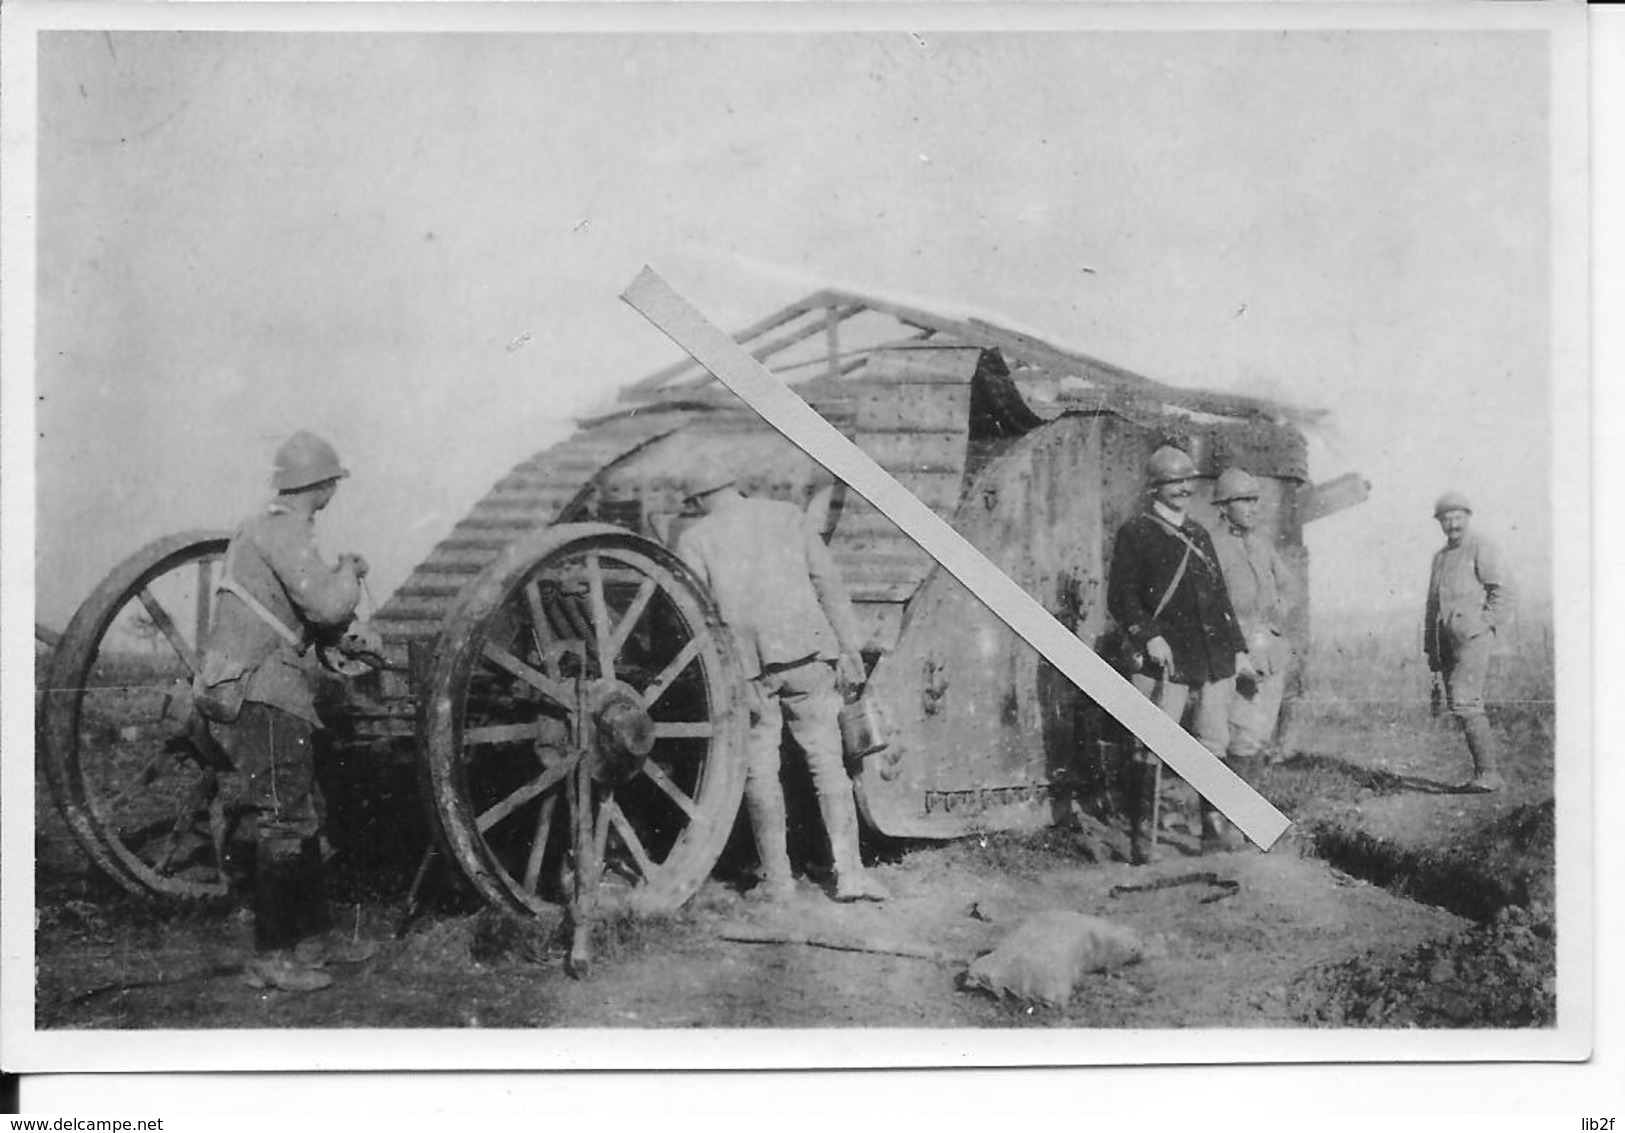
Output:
top-left (1107, 508), bottom-right (1247, 762)
top-left (677, 496), bottom-right (865, 809)
top-left (1424, 531), bottom-right (1513, 721)
top-left (206, 501), bottom-right (363, 845)
top-left (676, 496), bottom-right (864, 678)
top-left (1209, 521), bottom-right (1298, 759)
top-left (1108, 511), bottom-right (1247, 686)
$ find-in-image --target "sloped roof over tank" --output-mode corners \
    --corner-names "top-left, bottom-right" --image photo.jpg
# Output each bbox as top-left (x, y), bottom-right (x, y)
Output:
top-left (619, 286), bottom-right (1322, 429)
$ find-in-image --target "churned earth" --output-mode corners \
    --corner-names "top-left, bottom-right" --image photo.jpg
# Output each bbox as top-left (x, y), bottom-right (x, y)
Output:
top-left (33, 678), bottom-right (1557, 1036)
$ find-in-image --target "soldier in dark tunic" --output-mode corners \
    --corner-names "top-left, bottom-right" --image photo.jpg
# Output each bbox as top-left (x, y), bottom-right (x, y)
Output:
top-left (1107, 445), bottom-right (1251, 862)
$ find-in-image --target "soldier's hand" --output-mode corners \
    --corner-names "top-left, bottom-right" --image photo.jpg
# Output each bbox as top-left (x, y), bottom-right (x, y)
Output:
top-left (1145, 636), bottom-right (1173, 669)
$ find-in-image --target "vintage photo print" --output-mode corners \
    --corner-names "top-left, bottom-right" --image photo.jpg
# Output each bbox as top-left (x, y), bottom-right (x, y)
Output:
top-left (0, 2), bottom-right (1593, 1074)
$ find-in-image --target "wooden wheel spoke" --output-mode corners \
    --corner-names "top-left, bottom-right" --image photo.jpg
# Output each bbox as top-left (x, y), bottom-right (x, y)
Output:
top-left (521, 795), bottom-right (558, 894)
top-left (650, 721), bottom-right (714, 740)
top-left (464, 721), bottom-right (547, 747)
top-left (606, 577), bottom-right (658, 664)
top-left (104, 749), bottom-right (177, 814)
top-left (475, 754), bottom-right (579, 834)
top-left (155, 775), bottom-right (215, 873)
top-left (137, 589), bottom-right (199, 675)
top-left (586, 554), bottom-right (614, 680)
top-left (641, 761), bottom-right (701, 821)
top-left (591, 788), bottom-right (611, 885)
top-left (639, 637), bottom-right (704, 708)
top-left (603, 797), bottom-right (659, 881)
top-left (522, 580), bottom-right (559, 678)
top-left (480, 641), bottom-right (574, 709)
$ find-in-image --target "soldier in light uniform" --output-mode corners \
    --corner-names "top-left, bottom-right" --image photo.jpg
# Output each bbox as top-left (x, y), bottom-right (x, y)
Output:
top-left (1424, 492), bottom-right (1514, 792)
top-left (200, 430), bottom-right (371, 991)
top-left (1208, 468), bottom-right (1299, 806)
top-left (676, 479), bottom-right (888, 902)
top-left (1107, 445), bottom-right (1252, 862)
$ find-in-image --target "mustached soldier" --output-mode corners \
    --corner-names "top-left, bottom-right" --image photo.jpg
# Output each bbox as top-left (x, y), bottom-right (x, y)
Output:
top-left (676, 478), bottom-right (888, 903)
top-left (1424, 492), bottom-right (1514, 792)
top-left (1107, 446), bottom-right (1250, 863)
top-left (200, 431), bottom-right (371, 992)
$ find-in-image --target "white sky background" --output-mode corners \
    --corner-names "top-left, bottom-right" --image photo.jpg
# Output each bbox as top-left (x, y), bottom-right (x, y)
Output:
top-left (31, 22), bottom-right (1558, 632)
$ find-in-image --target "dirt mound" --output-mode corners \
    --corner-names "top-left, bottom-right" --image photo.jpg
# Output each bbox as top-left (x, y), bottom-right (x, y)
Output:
top-left (1291, 903), bottom-right (1555, 1028)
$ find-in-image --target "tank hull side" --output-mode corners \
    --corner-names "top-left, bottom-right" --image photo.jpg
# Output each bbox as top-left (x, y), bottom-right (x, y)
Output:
top-left (854, 415), bottom-right (1107, 838)
top-left (856, 410), bottom-right (1310, 840)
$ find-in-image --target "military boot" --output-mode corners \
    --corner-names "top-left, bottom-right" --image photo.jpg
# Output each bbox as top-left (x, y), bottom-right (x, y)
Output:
top-left (1226, 756), bottom-right (1264, 850)
top-left (252, 840), bottom-right (303, 954)
top-left (246, 841), bottom-right (333, 993)
top-left (291, 836), bottom-right (332, 940)
top-left (1462, 716), bottom-right (1507, 793)
top-left (819, 786), bottom-right (890, 902)
top-left (1124, 758), bottom-right (1161, 866)
top-left (744, 780), bottom-right (796, 902)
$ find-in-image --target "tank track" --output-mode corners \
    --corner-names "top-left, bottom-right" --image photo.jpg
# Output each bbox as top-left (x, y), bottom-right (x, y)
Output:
top-left (369, 409), bottom-right (699, 661)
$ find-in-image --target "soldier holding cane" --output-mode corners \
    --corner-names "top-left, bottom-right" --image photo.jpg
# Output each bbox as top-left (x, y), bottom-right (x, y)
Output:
top-left (1106, 446), bottom-right (1252, 863)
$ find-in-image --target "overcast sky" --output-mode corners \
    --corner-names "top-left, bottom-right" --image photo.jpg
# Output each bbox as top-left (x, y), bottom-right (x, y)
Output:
top-left (25, 16), bottom-right (1573, 631)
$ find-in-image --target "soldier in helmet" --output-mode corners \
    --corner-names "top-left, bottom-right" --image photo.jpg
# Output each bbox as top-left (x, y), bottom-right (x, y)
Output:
top-left (1106, 445), bottom-right (1251, 862)
top-left (1208, 468), bottom-right (1299, 821)
top-left (1424, 491), bottom-right (1514, 792)
top-left (675, 477), bottom-right (888, 903)
top-left (198, 430), bottom-right (372, 991)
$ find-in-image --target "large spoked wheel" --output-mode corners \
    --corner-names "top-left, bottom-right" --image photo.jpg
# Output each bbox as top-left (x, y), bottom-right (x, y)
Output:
top-left (421, 523), bottom-right (749, 919)
top-left (39, 531), bottom-right (235, 899)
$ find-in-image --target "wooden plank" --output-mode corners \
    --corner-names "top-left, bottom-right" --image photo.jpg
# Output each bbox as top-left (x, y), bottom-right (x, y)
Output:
top-left (623, 295), bottom-right (835, 395)
top-left (1299, 472), bottom-right (1371, 524)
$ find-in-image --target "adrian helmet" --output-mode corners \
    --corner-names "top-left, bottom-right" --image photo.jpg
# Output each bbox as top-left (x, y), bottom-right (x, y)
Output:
top-left (272, 430), bottom-right (349, 493)
top-left (1433, 491), bottom-right (1472, 518)
top-left (1214, 467), bottom-right (1262, 504)
top-left (1145, 445), bottom-right (1198, 486)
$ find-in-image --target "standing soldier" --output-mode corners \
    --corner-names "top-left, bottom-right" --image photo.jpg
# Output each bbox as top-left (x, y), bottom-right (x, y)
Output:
top-left (1424, 492), bottom-right (1514, 792)
top-left (1107, 445), bottom-right (1252, 863)
top-left (196, 430), bottom-right (371, 991)
top-left (676, 478), bottom-right (888, 902)
top-left (1208, 468), bottom-right (1299, 833)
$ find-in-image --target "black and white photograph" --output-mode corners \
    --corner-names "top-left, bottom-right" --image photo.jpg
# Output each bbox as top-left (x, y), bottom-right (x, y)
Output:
top-left (0, 1), bottom-right (1599, 1083)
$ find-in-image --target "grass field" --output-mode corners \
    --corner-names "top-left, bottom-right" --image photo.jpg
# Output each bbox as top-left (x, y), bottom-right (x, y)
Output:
top-left (1303, 602), bottom-right (1554, 736)
top-left (1261, 604), bottom-right (1559, 1026)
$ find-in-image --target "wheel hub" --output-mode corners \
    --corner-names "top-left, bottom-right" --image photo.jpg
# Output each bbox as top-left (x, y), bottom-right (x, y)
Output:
top-left (586, 682), bottom-right (655, 785)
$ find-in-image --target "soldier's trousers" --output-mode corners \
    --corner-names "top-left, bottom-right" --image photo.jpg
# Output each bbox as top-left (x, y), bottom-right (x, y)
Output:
top-left (1129, 672), bottom-right (1229, 765)
top-left (217, 701), bottom-right (322, 847)
top-left (215, 701), bottom-right (326, 951)
top-left (1439, 629), bottom-right (1496, 722)
top-left (746, 658), bottom-right (847, 798)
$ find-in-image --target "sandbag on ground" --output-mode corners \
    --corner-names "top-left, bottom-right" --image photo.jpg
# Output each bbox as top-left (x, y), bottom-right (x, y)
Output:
top-left (962, 910), bottom-right (1165, 1007)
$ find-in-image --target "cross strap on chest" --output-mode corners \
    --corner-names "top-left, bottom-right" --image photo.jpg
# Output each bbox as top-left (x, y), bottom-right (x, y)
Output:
top-left (1143, 513), bottom-right (1215, 619)
top-left (217, 540), bottom-right (306, 650)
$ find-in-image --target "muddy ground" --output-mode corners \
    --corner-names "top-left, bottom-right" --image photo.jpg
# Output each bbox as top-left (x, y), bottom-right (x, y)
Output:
top-left (33, 684), bottom-right (1556, 1032)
